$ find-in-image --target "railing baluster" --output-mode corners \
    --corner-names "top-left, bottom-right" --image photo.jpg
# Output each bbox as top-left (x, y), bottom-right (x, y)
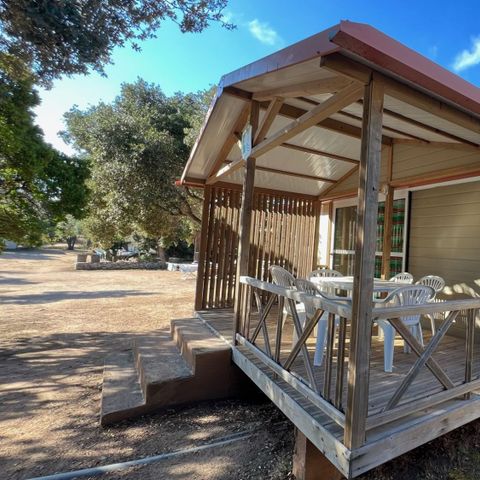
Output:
top-left (322, 313), bottom-right (336, 401)
top-left (334, 316), bottom-right (347, 411)
top-left (244, 284), bottom-right (252, 339)
top-left (464, 308), bottom-right (475, 400)
top-left (274, 295), bottom-right (284, 362)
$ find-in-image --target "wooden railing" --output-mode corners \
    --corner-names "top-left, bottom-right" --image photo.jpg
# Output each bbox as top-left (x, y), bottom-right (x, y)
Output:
top-left (367, 300), bottom-right (480, 430)
top-left (238, 276), bottom-right (480, 446)
top-left (238, 276), bottom-right (352, 430)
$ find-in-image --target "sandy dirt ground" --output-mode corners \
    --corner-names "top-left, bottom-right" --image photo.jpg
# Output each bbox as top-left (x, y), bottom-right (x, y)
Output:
top-left (0, 249), bottom-right (293, 480)
top-left (2, 248), bottom-right (480, 480)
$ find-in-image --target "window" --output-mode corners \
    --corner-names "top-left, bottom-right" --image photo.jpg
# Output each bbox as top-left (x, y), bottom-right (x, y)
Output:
top-left (331, 195), bottom-right (408, 277)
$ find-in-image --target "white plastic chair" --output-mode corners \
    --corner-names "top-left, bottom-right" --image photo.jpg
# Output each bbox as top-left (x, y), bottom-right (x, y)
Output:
top-left (310, 268), bottom-right (343, 278)
top-left (295, 278), bottom-right (350, 366)
top-left (269, 266), bottom-right (306, 342)
top-left (374, 285), bottom-right (435, 372)
top-left (415, 275), bottom-right (445, 334)
top-left (389, 272), bottom-right (414, 284)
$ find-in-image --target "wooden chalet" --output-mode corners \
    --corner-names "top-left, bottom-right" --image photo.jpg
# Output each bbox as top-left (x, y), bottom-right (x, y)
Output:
top-left (177, 21), bottom-right (480, 479)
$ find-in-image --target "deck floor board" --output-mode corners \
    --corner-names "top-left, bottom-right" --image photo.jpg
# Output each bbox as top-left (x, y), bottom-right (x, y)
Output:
top-left (197, 307), bottom-right (480, 416)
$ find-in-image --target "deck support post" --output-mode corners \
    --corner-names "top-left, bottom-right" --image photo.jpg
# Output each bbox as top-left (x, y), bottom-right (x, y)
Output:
top-left (194, 185), bottom-right (212, 311)
top-left (293, 429), bottom-right (344, 480)
top-left (345, 74), bottom-right (384, 449)
top-left (381, 144), bottom-right (394, 279)
top-left (234, 102), bottom-right (259, 343)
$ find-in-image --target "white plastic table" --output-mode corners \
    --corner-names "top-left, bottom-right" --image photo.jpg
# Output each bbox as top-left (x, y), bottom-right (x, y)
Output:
top-left (310, 276), bottom-right (401, 294)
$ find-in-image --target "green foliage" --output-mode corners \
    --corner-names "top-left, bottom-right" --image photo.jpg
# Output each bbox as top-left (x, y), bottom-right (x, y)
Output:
top-left (63, 79), bottom-right (206, 250)
top-left (0, 53), bottom-right (90, 246)
top-left (0, 0), bottom-right (233, 85)
top-left (55, 214), bottom-right (82, 250)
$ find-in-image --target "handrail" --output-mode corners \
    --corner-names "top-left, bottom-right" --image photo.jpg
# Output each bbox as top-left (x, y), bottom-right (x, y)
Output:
top-left (373, 297), bottom-right (480, 319)
top-left (240, 276), bottom-right (353, 319)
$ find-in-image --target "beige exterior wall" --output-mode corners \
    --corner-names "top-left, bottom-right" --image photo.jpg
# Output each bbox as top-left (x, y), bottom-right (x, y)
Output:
top-left (324, 143), bottom-right (480, 197)
top-left (409, 180), bottom-right (480, 334)
top-left (409, 180), bottom-right (480, 299)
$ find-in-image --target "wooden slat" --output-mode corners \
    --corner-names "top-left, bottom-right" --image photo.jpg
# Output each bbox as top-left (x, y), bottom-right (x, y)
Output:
top-left (203, 188), bottom-right (217, 308)
top-left (345, 74), bottom-right (384, 450)
top-left (251, 83), bottom-right (364, 159)
top-left (194, 186), bottom-right (212, 310)
top-left (465, 309), bottom-right (476, 399)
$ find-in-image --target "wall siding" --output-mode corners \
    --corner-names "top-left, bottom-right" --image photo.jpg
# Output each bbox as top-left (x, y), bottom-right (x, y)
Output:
top-left (409, 181), bottom-right (480, 334)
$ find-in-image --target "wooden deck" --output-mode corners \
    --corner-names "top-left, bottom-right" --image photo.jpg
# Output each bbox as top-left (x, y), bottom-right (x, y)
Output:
top-left (197, 307), bottom-right (480, 478)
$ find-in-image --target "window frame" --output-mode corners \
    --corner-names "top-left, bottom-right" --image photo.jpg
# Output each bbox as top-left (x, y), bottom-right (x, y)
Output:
top-left (329, 189), bottom-right (409, 274)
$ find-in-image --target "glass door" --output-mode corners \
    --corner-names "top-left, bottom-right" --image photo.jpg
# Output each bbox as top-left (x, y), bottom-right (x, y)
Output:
top-left (331, 197), bottom-right (407, 277)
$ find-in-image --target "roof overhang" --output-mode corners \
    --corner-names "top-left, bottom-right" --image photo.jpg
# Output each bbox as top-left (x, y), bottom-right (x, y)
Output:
top-left (180, 21), bottom-right (480, 197)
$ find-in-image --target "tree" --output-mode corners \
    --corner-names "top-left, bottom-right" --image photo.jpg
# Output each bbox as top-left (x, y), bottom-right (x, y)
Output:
top-left (55, 214), bottom-right (82, 250)
top-left (0, 0), bottom-right (233, 85)
top-left (63, 79), bottom-right (207, 253)
top-left (0, 53), bottom-right (90, 246)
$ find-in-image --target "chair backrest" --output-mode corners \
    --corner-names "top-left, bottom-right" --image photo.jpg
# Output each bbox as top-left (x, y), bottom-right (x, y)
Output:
top-left (295, 278), bottom-right (320, 318)
top-left (269, 265), bottom-right (296, 288)
top-left (389, 272), bottom-right (414, 284)
top-left (295, 278), bottom-right (351, 318)
top-left (381, 284), bottom-right (435, 326)
top-left (310, 268), bottom-right (342, 278)
top-left (416, 275), bottom-right (445, 293)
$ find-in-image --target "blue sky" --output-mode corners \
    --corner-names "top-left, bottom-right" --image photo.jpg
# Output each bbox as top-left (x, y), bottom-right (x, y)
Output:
top-left (35, 0), bottom-right (480, 155)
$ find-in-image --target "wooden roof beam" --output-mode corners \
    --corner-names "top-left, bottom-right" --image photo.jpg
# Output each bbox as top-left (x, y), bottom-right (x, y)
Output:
top-left (321, 53), bottom-right (480, 135)
top-left (254, 97), bottom-right (284, 145)
top-left (206, 158), bottom-right (244, 185)
top-left (207, 103), bottom-right (251, 178)
top-left (251, 82), bottom-right (365, 159)
top-left (274, 103), bottom-right (393, 145)
top-left (251, 76), bottom-right (351, 101)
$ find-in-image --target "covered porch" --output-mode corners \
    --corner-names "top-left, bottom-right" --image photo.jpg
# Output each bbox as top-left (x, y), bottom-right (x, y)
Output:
top-left (179, 21), bottom-right (480, 479)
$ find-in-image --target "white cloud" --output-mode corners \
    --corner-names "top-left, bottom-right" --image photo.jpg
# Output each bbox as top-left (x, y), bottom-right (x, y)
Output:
top-left (248, 19), bottom-right (281, 46)
top-left (452, 37), bottom-right (480, 72)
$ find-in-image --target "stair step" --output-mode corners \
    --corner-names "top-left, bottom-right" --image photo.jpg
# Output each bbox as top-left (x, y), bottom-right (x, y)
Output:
top-left (100, 318), bottom-right (248, 425)
top-left (101, 348), bottom-right (146, 426)
top-left (171, 318), bottom-right (231, 368)
top-left (132, 330), bottom-right (193, 399)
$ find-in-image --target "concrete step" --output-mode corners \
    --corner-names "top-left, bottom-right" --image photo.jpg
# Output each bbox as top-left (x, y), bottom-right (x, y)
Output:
top-left (132, 329), bottom-right (193, 401)
top-left (100, 318), bottom-right (248, 425)
top-left (100, 348), bottom-right (147, 426)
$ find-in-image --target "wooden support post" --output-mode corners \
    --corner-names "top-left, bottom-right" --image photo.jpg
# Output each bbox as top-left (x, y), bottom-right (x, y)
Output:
top-left (345, 74), bottom-right (384, 449)
top-left (233, 102), bottom-right (259, 343)
top-left (194, 186), bottom-right (212, 311)
top-left (293, 429), bottom-right (344, 480)
top-left (381, 145), bottom-right (394, 280)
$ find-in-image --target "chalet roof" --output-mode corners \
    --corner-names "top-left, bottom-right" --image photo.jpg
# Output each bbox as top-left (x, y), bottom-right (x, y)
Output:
top-left (180, 21), bottom-right (480, 196)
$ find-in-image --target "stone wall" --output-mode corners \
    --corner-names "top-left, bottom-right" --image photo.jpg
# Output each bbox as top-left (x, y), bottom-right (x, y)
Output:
top-left (75, 261), bottom-right (167, 271)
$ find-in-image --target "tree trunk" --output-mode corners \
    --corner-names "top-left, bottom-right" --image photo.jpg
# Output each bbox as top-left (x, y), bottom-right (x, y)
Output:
top-left (66, 236), bottom-right (77, 250)
top-left (157, 242), bottom-right (166, 262)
